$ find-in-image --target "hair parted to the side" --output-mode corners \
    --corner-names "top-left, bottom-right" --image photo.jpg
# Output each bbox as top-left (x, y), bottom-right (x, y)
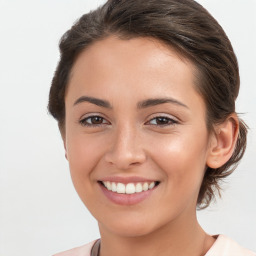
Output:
top-left (48, 0), bottom-right (247, 209)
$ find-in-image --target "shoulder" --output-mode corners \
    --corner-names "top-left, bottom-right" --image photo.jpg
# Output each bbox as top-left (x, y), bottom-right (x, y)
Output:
top-left (53, 240), bottom-right (97, 256)
top-left (206, 235), bottom-right (256, 256)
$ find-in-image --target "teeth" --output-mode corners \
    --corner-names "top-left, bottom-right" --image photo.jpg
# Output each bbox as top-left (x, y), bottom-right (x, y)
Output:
top-left (112, 182), bottom-right (117, 192)
top-left (116, 183), bottom-right (126, 194)
top-left (143, 182), bottom-right (148, 191)
top-left (102, 181), bottom-right (157, 194)
top-left (126, 183), bottom-right (135, 194)
top-left (135, 183), bottom-right (143, 193)
top-left (149, 182), bottom-right (155, 189)
top-left (106, 181), bottom-right (111, 190)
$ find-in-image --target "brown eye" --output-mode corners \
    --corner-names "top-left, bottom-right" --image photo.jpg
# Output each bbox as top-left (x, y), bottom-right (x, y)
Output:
top-left (155, 117), bottom-right (170, 125)
top-left (90, 116), bottom-right (104, 124)
top-left (80, 116), bottom-right (109, 126)
top-left (147, 116), bottom-right (178, 126)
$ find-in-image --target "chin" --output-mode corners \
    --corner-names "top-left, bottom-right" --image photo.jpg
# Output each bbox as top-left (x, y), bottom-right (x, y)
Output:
top-left (98, 213), bottom-right (166, 238)
top-left (103, 223), bottom-right (154, 238)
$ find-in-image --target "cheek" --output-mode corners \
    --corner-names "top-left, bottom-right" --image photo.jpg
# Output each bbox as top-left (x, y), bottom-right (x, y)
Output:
top-left (65, 132), bottom-right (106, 193)
top-left (66, 131), bottom-right (103, 168)
top-left (148, 130), bottom-right (208, 197)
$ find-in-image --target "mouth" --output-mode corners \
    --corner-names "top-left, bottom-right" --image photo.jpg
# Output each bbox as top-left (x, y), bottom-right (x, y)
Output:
top-left (99, 180), bottom-right (160, 194)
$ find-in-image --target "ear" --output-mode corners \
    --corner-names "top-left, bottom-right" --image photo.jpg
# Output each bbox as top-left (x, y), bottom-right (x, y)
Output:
top-left (64, 139), bottom-right (68, 160)
top-left (59, 126), bottom-right (68, 161)
top-left (206, 114), bottom-right (239, 169)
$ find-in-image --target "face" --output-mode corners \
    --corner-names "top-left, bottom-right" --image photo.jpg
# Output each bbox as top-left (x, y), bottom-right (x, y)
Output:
top-left (64, 36), bottom-right (213, 237)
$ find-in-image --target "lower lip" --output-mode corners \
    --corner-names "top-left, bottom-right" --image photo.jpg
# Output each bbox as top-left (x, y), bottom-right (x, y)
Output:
top-left (99, 183), bottom-right (157, 205)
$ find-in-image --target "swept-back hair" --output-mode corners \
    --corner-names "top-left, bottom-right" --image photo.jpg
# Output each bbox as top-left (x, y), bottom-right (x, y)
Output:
top-left (48, 0), bottom-right (247, 209)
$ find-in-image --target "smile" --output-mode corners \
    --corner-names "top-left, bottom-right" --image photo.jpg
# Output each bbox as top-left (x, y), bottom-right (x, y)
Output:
top-left (98, 178), bottom-right (160, 205)
top-left (101, 181), bottom-right (159, 194)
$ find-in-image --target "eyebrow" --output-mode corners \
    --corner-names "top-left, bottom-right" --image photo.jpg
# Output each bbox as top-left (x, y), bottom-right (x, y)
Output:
top-left (73, 96), bottom-right (188, 109)
top-left (73, 96), bottom-right (112, 108)
top-left (137, 98), bottom-right (188, 109)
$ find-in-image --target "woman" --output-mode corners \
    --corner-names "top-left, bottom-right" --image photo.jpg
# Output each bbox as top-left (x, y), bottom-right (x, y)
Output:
top-left (48, 0), bottom-right (255, 255)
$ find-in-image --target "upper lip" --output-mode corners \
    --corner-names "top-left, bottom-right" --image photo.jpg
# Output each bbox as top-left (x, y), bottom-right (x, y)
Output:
top-left (99, 176), bottom-right (159, 184)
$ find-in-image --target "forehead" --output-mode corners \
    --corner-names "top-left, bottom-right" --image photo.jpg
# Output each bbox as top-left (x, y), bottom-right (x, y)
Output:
top-left (66, 36), bottom-right (203, 112)
top-left (70, 36), bottom-right (193, 79)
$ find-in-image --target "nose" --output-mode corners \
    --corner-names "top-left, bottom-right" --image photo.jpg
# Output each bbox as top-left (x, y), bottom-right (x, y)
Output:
top-left (104, 125), bottom-right (147, 170)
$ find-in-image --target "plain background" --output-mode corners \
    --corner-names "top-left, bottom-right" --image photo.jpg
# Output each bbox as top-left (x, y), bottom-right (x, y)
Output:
top-left (0, 1), bottom-right (255, 255)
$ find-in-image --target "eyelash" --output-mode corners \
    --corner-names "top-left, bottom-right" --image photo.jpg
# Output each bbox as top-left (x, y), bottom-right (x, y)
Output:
top-left (146, 116), bottom-right (178, 127)
top-left (79, 115), bottom-right (178, 127)
top-left (79, 115), bottom-right (109, 127)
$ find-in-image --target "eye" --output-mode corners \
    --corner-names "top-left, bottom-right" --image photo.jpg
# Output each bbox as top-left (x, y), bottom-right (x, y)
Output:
top-left (146, 116), bottom-right (178, 126)
top-left (79, 115), bottom-right (109, 127)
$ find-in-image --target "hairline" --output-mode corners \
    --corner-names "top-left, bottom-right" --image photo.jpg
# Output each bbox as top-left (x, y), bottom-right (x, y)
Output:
top-left (59, 35), bottom-right (215, 136)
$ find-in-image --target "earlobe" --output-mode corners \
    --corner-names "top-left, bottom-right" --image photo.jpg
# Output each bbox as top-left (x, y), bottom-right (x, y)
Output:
top-left (64, 141), bottom-right (68, 160)
top-left (62, 136), bottom-right (68, 161)
top-left (206, 114), bottom-right (239, 169)
top-left (59, 124), bottom-right (68, 160)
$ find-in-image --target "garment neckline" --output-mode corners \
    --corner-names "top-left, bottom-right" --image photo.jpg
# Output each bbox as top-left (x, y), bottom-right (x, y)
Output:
top-left (205, 234), bottom-right (225, 255)
top-left (90, 235), bottom-right (226, 256)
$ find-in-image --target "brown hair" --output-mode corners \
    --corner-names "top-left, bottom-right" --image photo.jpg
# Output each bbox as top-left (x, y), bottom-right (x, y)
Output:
top-left (48, 0), bottom-right (247, 209)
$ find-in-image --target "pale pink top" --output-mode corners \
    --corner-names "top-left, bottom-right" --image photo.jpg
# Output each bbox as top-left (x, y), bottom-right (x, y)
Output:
top-left (53, 235), bottom-right (256, 256)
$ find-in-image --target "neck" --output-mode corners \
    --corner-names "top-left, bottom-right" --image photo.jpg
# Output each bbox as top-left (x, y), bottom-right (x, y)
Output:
top-left (98, 210), bottom-right (215, 256)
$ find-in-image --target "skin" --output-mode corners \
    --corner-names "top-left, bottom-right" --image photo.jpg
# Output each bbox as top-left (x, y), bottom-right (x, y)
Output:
top-left (63, 36), bottom-right (238, 256)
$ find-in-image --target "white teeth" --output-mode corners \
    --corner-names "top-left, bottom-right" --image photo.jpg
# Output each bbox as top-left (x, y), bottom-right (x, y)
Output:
top-left (135, 183), bottom-right (143, 193)
top-left (102, 181), bottom-right (157, 194)
top-left (111, 182), bottom-right (117, 192)
top-left (116, 183), bottom-right (126, 194)
top-left (143, 182), bottom-right (149, 191)
top-left (126, 183), bottom-right (136, 194)
top-left (149, 182), bottom-right (155, 189)
top-left (106, 181), bottom-right (111, 190)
